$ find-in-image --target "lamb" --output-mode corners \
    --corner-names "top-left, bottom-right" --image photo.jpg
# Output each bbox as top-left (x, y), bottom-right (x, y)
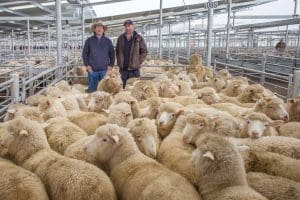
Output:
top-left (285, 96), bottom-right (300, 121)
top-left (176, 80), bottom-right (194, 96)
top-left (131, 80), bottom-right (159, 101)
top-left (84, 124), bottom-right (200, 200)
top-left (60, 95), bottom-right (81, 111)
top-left (107, 102), bottom-right (133, 127)
top-left (0, 158), bottom-right (49, 200)
top-left (113, 92), bottom-right (140, 118)
top-left (25, 94), bottom-right (46, 106)
top-left (127, 118), bottom-right (160, 158)
top-left (246, 172), bottom-right (300, 200)
top-left (230, 136), bottom-right (300, 159)
top-left (97, 70), bottom-right (123, 94)
top-left (67, 111), bottom-right (107, 135)
top-left (279, 122), bottom-right (300, 138)
top-left (168, 96), bottom-right (204, 106)
top-left (156, 102), bottom-right (185, 138)
top-left (87, 91), bottom-right (112, 113)
top-left (4, 104), bottom-right (43, 123)
top-left (38, 98), bottom-right (67, 120)
top-left (253, 96), bottom-right (289, 122)
top-left (187, 54), bottom-right (206, 82)
top-left (0, 118), bottom-right (117, 200)
top-left (43, 117), bottom-right (88, 154)
top-left (241, 149), bottom-right (300, 182)
top-left (222, 79), bottom-right (248, 97)
top-left (158, 115), bottom-right (198, 186)
top-left (157, 79), bottom-right (179, 98)
top-left (239, 112), bottom-right (284, 139)
top-left (192, 134), bottom-right (267, 200)
top-left (182, 110), bottom-right (241, 144)
top-left (68, 66), bottom-right (88, 85)
top-left (207, 76), bottom-right (227, 92)
top-left (216, 69), bottom-right (231, 80)
top-left (194, 87), bottom-right (222, 104)
top-left (139, 97), bottom-right (164, 119)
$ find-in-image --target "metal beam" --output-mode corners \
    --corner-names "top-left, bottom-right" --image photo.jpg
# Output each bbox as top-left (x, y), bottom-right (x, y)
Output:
top-left (81, 5), bottom-right (85, 48)
top-left (225, 0), bottom-right (232, 62)
top-left (30, 1), bottom-right (55, 15)
top-left (294, 0), bottom-right (298, 16)
top-left (56, 0), bottom-right (62, 68)
top-left (82, 0), bottom-right (132, 7)
top-left (206, 0), bottom-right (214, 68)
top-left (0, 16), bottom-right (79, 21)
top-left (233, 15), bottom-right (294, 19)
top-left (27, 20), bottom-right (30, 57)
top-left (159, 0), bottom-right (163, 59)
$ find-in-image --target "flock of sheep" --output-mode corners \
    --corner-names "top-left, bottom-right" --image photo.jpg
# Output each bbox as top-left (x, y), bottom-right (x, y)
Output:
top-left (0, 53), bottom-right (300, 200)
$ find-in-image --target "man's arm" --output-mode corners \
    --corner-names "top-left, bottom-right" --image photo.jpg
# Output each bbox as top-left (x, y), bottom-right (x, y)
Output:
top-left (82, 39), bottom-right (90, 66)
top-left (139, 36), bottom-right (148, 64)
top-left (108, 39), bottom-right (115, 70)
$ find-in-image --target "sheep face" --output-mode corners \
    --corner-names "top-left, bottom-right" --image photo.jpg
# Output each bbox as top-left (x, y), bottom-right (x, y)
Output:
top-left (128, 118), bottom-right (157, 158)
top-left (217, 69), bottom-right (231, 80)
top-left (197, 91), bottom-right (222, 105)
top-left (241, 85), bottom-right (264, 102)
top-left (209, 77), bottom-right (227, 92)
top-left (245, 119), bottom-right (283, 139)
top-left (255, 98), bottom-right (289, 122)
top-left (88, 92), bottom-right (112, 112)
top-left (158, 84), bottom-right (179, 98)
top-left (182, 114), bottom-right (217, 144)
top-left (156, 111), bottom-right (182, 137)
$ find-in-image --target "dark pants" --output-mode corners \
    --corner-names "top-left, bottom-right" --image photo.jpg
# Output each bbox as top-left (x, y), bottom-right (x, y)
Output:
top-left (120, 69), bottom-right (140, 89)
top-left (87, 70), bottom-right (106, 92)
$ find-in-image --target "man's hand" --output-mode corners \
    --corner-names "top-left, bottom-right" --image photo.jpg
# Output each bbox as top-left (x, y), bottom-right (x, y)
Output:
top-left (107, 66), bottom-right (113, 71)
top-left (86, 65), bottom-right (93, 73)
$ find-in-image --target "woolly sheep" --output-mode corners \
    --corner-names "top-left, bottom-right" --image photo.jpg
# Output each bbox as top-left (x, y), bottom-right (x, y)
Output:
top-left (207, 76), bottom-right (227, 92)
top-left (38, 98), bottom-right (67, 120)
top-left (253, 96), bottom-right (289, 122)
top-left (241, 149), bottom-right (300, 182)
top-left (216, 69), bottom-right (231, 80)
top-left (55, 80), bottom-right (72, 92)
top-left (25, 94), bottom-right (46, 106)
top-left (84, 124), bottom-right (200, 200)
top-left (158, 115), bottom-right (198, 186)
top-left (107, 102), bottom-right (133, 127)
top-left (239, 112), bottom-right (284, 139)
top-left (168, 96), bottom-right (204, 106)
top-left (222, 79), bottom-right (248, 97)
top-left (4, 104), bottom-right (43, 123)
top-left (68, 66), bottom-right (88, 85)
top-left (71, 84), bottom-right (87, 94)
top-left (88, 91), bottom-right (112, 113)
top-left (194, 87), bottom-right (222, 104)
top-left (156, 102), bottom-right (185, 138)
top-left (113, 92), bottom-right (140, 118)
top-left (67, 111), bottom-right (107, 135)
top-left (127, 118), bottom-right (160, 158)
top-left (279, 122), bottom-right (300, 138)
top-left (124, 77), bottom-right (139, 91)
top-left (182, 110), bottom-right (241, 144)
top-left (211, 102), bottom-right (251, 117)
top-left (139, 97), bottom-right (164, 119)
top-left (0, 118), bottom-right (117, 200)
top-left (131, 80), bottom-right (159, 101)
top-left (286, 96), bottom-right (300, 121)
top-left (43, 117), bottom-right (88, 154)
top-left (97, 70), bottom-right (123, 94)
top-left (176, 80), bottom-right (194, 96)
top-left (157, 79), bottom-right (179, 98)
top-left (0, 158), bottom-right (49, 200)
top-left (247, 172), bottom-right (300, 200)
top-left (230, 136), bottom-right (300, 159)
top-left (192, 134), bottom-right (267, 200)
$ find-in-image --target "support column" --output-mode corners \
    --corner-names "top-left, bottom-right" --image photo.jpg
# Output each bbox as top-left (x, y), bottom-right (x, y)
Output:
top-left (159, 0), bottom-right (163, 59)
top-left (27, 20), bottom-right (31, 57)
top-left (206, 0), bottom-right (214, 67)
top-left (10, 73), bottom-right (19, 103)
top-left (11, 29), bottom-right (14, 58)
top-left (48, 25), bottom-right (51, 56)
top-left (294, 0), bottom-right (298, 16)
top-left (187, 17), bottom-right (191, 59)
top-left (56, 0), bottom-right (62, 68)
top-left (285, 25), bottom-right (289, 46)
top-left (168, 23), bottom-right (171, 60)
top-left (81, 5), bottom-right (85, 48)
top-left (225, 0), bottom-right (232, 62)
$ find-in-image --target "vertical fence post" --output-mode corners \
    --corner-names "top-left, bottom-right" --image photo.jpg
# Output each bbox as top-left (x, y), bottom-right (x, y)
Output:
top-left (293, 70), bottom-right (300, 97)
top-left (260, 53), bottom-right (267, 85)
top-left (287, 73), bottom-right (294, 99)
top-left (10, 73), bottom-right (19, 103)
top-left (28, 65), bottom-right (34, 96)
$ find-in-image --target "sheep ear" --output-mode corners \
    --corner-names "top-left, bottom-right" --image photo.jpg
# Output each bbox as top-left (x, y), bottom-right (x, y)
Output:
top-left (129, 100), bottom-right (135, 105)
top-left (105, 76), bottom-right (109, 80)
top-left (19, 130), bottom-right (29, 137)
top-left (7, 109), bottom-right (16, 114)
top-left (269, 120), bottom-right (284, 128)
top-left (176, 109), bottom-right (185, 117)
top-left (110, 135), bottom-right (119, 143)
top-left (102, 109), bottom-right (110, 114)
top-left (233, 84), bottom-right (239, 88)
top-left (203, 151), bottom-right (214, 160)
top-left (142, 85), bottom-right (148, 90)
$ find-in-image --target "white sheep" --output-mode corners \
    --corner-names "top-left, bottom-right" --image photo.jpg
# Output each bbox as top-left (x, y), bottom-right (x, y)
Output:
top-left (285, 96), bottom-right (300, 121)
top-left (97, 70), bottom-right (123, 94)
top-left (127, 118), bottom-right (160, 158)
top-left (194, 87), bottom-right (222, 105)
top-left (87, 91), bottom-right (112, 113)
top-left (84, 124), bottom-right (200, 200)
top-left (0, 158), bottom-right (49, 200)
top-left (131, 80), bottom-right (159, 101)
top-left (279, 122), bottom-right (300, 138)
top-left (38, 98), bottom-right (67, 120)
top-left (4, 104), bottom-right (43, 123)
top-left (192, 134), bottom-right (267, 200)
top-left (107, 102), bottom-right (133, 127)
top-left (113, 92), bottom-right (140, 118)
top-left (0, 118), bottom-right (117, 200)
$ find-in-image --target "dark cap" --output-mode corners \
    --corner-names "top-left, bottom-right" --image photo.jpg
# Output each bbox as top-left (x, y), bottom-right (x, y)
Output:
top-left (123, 19), bottom-right (134, 26)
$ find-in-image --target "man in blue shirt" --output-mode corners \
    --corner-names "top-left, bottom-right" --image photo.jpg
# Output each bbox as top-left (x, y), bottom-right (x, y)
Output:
top-left (82, 21), bottom-right (115, 92)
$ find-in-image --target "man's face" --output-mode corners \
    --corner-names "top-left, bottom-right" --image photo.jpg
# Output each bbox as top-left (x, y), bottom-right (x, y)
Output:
top-left (94, 25), bottom-right (104, 36)
top-left (124, 24), bottom-right (134, 35)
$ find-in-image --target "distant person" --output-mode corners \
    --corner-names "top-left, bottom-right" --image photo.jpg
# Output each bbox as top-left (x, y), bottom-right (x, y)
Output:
top-left (115, 19), bottom-right (148, 88)
top-left (82, 21), bottom-right (115, 92)
top-left (275, 39), bottom-right (286, 55)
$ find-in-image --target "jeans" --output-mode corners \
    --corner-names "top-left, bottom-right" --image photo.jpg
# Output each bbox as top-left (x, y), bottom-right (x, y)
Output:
top-left (120, 69), bottom-right (140, 89)
top-left (87, 70), bottom-right (106, 92)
